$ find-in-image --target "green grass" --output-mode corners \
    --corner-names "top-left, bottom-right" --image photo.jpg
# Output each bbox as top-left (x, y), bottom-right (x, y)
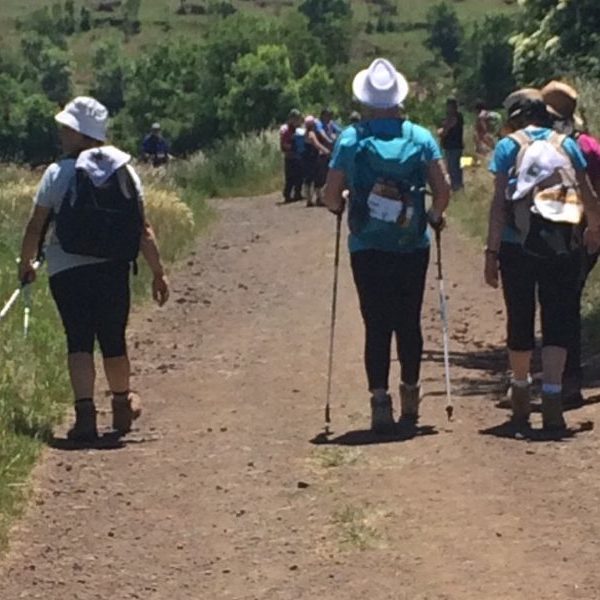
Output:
top-left (332, 504), bottom-right (381, 551)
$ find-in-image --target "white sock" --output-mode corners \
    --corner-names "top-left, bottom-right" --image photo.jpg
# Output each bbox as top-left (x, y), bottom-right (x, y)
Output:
top-left (542, 383), bottom-right (562, 395)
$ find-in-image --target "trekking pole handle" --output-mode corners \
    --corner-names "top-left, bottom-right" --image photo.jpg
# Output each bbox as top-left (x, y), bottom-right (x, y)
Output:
top-left (435, 229), bottom-right (443, 281)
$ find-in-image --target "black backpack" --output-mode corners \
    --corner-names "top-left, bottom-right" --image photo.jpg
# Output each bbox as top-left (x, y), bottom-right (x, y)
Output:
top-left (56, 165), bottom-right (143, 262)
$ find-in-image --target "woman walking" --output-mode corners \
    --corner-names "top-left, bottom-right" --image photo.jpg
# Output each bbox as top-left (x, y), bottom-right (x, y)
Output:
top-left (19, 96), bottom-right (170, 442)
top-left (485, 88), bottom-right (600, 432)
top-left (324, 58), bottom-right (450, 433)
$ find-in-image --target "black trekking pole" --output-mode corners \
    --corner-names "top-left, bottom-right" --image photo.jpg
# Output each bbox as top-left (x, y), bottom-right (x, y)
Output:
top-left (325, 212), bottom-right (342, 435)
top-left (435, 229), bottom-right (453, 421)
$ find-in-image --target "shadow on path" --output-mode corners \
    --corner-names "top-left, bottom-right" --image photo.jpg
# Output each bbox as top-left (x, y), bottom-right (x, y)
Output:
top-left (311, 423), bottom-right (438, 446)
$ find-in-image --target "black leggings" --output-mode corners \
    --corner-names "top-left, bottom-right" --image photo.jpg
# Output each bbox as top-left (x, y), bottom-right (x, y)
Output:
top-left (50, 261), bottom-right (131, 358)
top-left (351, 248), bottom-right (430, 391)
top-left (499, 243), bottom-right (580, 351)
top-left (283, 157), bottom-right (303, 200)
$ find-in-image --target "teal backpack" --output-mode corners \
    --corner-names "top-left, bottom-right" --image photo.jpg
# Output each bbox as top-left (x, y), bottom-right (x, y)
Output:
top-left (349, 120), bottom-right (429, 252)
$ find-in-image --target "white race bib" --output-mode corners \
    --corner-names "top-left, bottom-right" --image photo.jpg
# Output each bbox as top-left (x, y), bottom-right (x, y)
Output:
top-left (367, 192), bottom-right (413, 225)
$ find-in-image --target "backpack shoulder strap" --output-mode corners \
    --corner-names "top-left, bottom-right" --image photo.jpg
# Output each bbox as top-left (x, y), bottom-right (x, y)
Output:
top-left (508, 130), bottom-right (531, 149)
top-left (509, 130), bottom-right (534, 172)
top-left (548, 131), bottom-right (569, 156)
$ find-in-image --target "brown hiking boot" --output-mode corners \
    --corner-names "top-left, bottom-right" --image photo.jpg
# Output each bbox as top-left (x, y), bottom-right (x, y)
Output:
top-left (112, 392), bottom-right (142, 435)
top-left (399, 383), bottom-right (420, 423)
top-left (67, 399), bottom-right (98, 443)
top-left (509, 385), bottom-right (531, 427)
top-left (370, 393), bottom-right (395, 434)
top-left (541, 392), bottom-right (566, 431)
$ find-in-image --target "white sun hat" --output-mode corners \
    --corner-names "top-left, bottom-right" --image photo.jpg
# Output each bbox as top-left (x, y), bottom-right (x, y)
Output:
top-left (352, 58), bottom-right (409, 109)
top-left (55, 96), bottom-right (109, 142)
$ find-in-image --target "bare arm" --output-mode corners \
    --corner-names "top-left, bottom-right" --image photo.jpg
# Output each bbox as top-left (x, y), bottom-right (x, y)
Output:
top-left (19, 205), bottom-right (51, 282)
top-left (486, 173), bottom-right (508, 253)
top-left (323, 169), bottom-right (346, 214)
top-left (139, 204), bottom-right (169, 305)
top-left (309, 131), bottom-right (330, 155)
top-left (427, 159), bottom-right (451, 221)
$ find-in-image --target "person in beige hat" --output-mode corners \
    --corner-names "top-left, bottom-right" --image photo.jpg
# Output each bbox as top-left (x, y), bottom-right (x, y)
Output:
top-left (485, 88), bottom-right (600, 433)
top-left (18, 96), bottom-right (170, 443)
top-left (542, 80), bottom-right (600, 408)
top-left (323, 58), bottom-right (450, 434)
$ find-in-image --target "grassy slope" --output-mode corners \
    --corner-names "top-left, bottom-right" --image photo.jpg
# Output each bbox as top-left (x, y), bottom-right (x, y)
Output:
top-left (0, 0), bottom-right (518, 92)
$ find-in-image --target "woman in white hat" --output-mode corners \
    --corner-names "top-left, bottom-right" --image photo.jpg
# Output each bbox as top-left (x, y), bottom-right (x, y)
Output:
top-left (18, 96), bottom-right (170, 443)
top-left (324, 58), bottom-right (450, 434)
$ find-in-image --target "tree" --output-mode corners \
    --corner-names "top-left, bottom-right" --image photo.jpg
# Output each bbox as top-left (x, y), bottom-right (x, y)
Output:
top-left (90, 38), bottom-right (128, 113)
top-left (512, 0), bottom-right (600, 83)
top-left (64, 0), bottom-right (76, 34)
top-left (80, 6), bottom-right (92, 32)
top-left (21, 33), bottom-right (73, 104)
top-left (218, 45), bottom-right (300, 133)
top-left (425, 2), bottom-right (463, 66)
top-left (297, 64), bottom-right (334, 114)
top-left (279, 13), bottom-right (326, 78)
top-left (122, 0), bottom-right (142, 38)
top-left (457, 15), bottom-right (516, 107)
top-left (298, 0), bottom-right (353, 66)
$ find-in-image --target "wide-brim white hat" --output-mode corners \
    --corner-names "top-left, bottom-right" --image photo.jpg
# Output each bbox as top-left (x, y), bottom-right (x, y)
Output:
top-left (55, 96), bottom-right (109, 142)
top-left (352, 58), bottom-right (409, 109)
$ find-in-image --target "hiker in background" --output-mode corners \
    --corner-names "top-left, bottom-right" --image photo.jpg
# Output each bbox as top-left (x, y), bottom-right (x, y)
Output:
top-left (314, 108), bottom-right (341, 205)
top-left (542, 81), bottom-right (600, 408)
top-left (316, 108), bottom-right (341, 148)
top-left (438, 98), bottom-right (464, 191)
top-left (303, 115), bottom-right (331, 207)
top-left (324, 58), bottom-right (450, 434)
top-left (484, 88), bottom-right (600, 432)
top-left (19, 97), bottom-right (170, 443)
top-left (349, 111), bottom-right (362, 124)
top-left (141, 122), bottom-right (170, 167)
top-left (279, 108), bottom-right (304, 203)
top-left (474, 100), bottom-right (497, 156)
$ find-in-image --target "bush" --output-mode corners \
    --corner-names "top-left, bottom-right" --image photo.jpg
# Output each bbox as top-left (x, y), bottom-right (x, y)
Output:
top-left (425, 2), bottom-right (463, 66)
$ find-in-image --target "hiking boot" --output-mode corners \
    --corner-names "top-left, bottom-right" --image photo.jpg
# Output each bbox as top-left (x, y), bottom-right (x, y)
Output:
top-left (399, 383), bottom-right (420, 423)
top-left (541, 392), bottom-right (566, 431)
top-left (305, 184), bottom-right (314, 207)
top-left (509, 385), bottom-right (531, 427)
top-left (562, 378), bottom-right (584, 410)
top-left (370, 393), bottom-right (395, 434)
top-left (67, 399), bottom-right (98, 443)
top-left (315, 188), bottom-right (324, 206)
top-left (112, 392), bottom-right (142, 435)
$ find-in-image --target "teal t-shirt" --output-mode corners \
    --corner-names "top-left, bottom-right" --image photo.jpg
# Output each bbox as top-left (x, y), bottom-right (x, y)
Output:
top-left (330, 118), bottom-right (442, 253)
top-left (489, 126), bottom-right (587, 245)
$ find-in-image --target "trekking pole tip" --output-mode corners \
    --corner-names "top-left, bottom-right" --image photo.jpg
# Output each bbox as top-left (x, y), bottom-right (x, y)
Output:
top-left (446, 405), bottom-right (454, 421)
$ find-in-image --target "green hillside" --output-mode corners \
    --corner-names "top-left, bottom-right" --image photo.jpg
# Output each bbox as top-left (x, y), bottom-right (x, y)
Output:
top-left (0, 0), bottom-right (518, 90)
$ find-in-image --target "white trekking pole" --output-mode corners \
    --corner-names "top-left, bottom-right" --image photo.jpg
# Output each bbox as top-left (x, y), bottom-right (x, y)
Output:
top-left (435, 229), bottom-right (453, 420)
top-left (0, 259), bottom-right (42, 337)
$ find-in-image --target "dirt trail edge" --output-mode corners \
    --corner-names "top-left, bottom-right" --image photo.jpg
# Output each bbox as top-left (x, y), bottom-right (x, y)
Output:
top-left (2, 194), bottom-right (600, 600)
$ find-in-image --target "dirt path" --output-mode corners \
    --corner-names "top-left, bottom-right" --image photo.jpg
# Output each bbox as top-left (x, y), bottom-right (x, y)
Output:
top-left (2, 194), bottom-right (600, 599)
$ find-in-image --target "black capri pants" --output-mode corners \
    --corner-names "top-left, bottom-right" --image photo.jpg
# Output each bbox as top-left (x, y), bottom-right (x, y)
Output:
top-left (351, 248), bottom-right (430, 391)
top-left (499, 243), bottom-right (580, 351)
top-left (49, 261), bottom-right (131, 358)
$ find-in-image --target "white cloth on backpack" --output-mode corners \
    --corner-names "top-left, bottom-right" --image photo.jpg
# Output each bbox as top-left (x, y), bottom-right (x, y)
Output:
top-left (512, 139), bottom-right (570, 201)
top-left (76, 145), bottom-right (131, 186)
